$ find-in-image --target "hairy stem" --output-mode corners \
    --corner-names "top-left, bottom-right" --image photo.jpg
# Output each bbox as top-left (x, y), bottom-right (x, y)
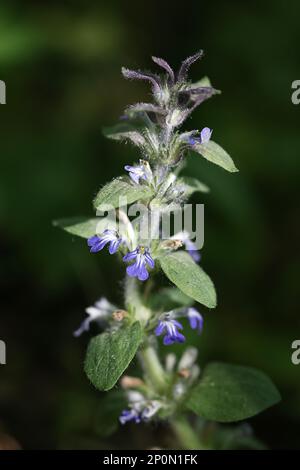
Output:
top-left (125, 275), bottom-right (167, 393)
top-left (124, 276), bottom-right (151, 325)
top-left (139, 344), bottom-right (168, 394)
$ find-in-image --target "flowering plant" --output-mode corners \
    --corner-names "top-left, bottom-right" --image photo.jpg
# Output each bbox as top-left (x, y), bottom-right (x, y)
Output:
top-left (55, 52), bottom-right (280, 449)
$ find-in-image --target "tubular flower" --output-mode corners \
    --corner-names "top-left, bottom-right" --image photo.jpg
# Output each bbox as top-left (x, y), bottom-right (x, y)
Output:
top-left (125, 160), bottom-right (153, 185)
top-left (188, 127), bottom-right (213, 146)
top-left (186, 308), bottom-right (204, 334)
top-left (119, 393), bottom-right (162, 425)
top-left (123, 246), bottom-right (154, 281)
top-left (73, 297), bottom-right (116, 337)
top-left (155, 315), bottom-right (185, 345)
top-left (87, 229), bottom-right (123, 254)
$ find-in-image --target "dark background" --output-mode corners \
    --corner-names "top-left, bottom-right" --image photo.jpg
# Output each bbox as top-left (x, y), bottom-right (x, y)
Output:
top-left (0, 0), bottom-right (299, 449)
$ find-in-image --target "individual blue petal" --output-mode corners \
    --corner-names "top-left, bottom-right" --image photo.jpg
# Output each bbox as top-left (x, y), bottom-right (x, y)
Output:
top-left (123, 249), bottom-right (138, 262)
top-left (137, 265), bottom-right (149, 281)
top-left (87, 235), bottom-right (100, 247)
top-left (171, 320), bottom-right (184, 330)
top-left (154, 322), bottom-right (166, 336)
top-left (163, 335), bottom-right (175, 345)
top-left (109, 238), bottom-right (122, 254)
top-left (187, 308), bottom-right (203, 333)
top-left (129, 172), bottom-right (141, 185)
top-left (124, 165), bottom-right (135, 172)
top-left (126, 263), bottom-right (139, 278)
top-left (144, 252), bottom-right (155, 269)
top-left (174, 332), bottom-right (186, 343)
top-left (189, 315), bottom-right (198, 329)
top-left (73, 318), bottom-right (90, 337)
top-left (200, 127), bottom-right (212, 143)
top-left (163, 332), bottom-right (185, 345)
top-left (89, 238), bottom-right (109, 253)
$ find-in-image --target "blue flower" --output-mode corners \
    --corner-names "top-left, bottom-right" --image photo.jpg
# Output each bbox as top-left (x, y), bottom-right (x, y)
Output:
top-left (119, 409), bottom-right (141, 425)
top-left (119, 398), bottom-right (162, 425)
top-left (188, 127), bottom-right (212, 145)
top-left (187, 308), bottom-right (203, 334)
top-left (123, 246), bottom-right (155, 281)
top-left (73, 297), bottom-right (116, 337)
top-left (87, 229), bottom-right (122, 254)
top-left (155, 316), bottom-right (185, 345)
top-left (125, 164), bottom-right (147, 185)
top-left (125, 160), bottom-right (152, 185)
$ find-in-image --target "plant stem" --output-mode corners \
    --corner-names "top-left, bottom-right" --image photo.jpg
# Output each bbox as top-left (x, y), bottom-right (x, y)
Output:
top-left (125, 275), bottom-right (167, 393)
top-left (125, 276), bottom-right (151, 325)
top-left (171, 416), bottom-right (209, 450)
top-left (139, 345), bottom-right (168, 394)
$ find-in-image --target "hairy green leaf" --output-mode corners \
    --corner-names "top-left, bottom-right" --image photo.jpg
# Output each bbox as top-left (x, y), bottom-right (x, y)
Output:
top-left (147, 287), bottom-right (194, 311)
top-left (94, 177), bottom-right (154, 210)
top-left (186, 362), bottom-right (281, 422)
top-left (189, 76), bottom-right (212, 88)
top-left (84, 322), bottom-right (142, 391)
top-left (178, 176), bottom-right (210, 196)
top-left (53, 217), bottom-right (100, 239)
top-left (159, 251), bottom-right (217, 308)
top-left (191, 140), bottom-right (238, 173)
top-left (103, 124), bottom-right (145, 146)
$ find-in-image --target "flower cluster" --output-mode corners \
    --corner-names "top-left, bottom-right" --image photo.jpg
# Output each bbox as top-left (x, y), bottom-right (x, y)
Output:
top-left (88, 231), bottom-right (155, 282)
top-left (85, 52), bottom-right (216, 285)
top-left (119, 347), bottom-right (200, 425)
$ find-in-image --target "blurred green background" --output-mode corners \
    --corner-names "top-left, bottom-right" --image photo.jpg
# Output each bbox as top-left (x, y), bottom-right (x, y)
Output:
top-left (1, 0), bottom-right (299, 449)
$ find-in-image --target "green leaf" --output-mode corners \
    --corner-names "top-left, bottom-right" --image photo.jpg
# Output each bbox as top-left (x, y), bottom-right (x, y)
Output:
top-left (191, 140), bottom-right (238, 173)
top-left (189, 76), bottom-right (212, 88)
top-left (84, 322), bottom-right (142, 391)
top-left (178, 176), bottom-right (210, 196)
top-left (53, 217), bottom-right (100, 239)
top-left (93, 177), bottom-right (154, 210)
top-left (147, 287), bottom-right (194, 311)
top-left (186, 362), bottom-right (281, 423)
top-left (103, 124), bottom-right (145, 146)
top-left (159, 251), bottom-right (217, 308)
